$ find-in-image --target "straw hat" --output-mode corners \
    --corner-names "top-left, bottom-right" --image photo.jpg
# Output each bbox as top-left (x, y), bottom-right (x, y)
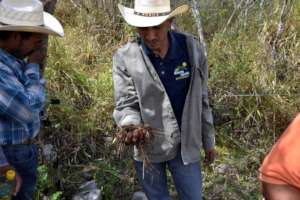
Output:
top-left (0, 0), bottom-right (64, 37)
top-left (118, 0), bottom-right (188, 27)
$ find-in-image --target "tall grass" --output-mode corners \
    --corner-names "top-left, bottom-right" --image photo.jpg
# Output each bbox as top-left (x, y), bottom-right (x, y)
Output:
top-left (36, 0), bottom-right (300, 199)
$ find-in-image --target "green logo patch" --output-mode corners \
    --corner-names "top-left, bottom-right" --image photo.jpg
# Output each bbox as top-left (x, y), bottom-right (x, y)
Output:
top-left (174, 62), bottom-right (190, 80)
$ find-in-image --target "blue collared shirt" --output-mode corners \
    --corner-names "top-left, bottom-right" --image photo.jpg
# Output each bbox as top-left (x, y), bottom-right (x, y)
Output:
top-left (0, 48), bottom-right (45, 166)
top-left (141, 31), bottom-right (191, 128)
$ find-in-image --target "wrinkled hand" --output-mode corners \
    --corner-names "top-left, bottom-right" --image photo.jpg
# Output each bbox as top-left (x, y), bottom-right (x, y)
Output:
top-left (28, 49), bottom-right (46, 65)
top-left (124, 129), bottom-right (150, 145)
top-left (204, 148), bottom-right (217, 165)
top-left (28, 45), bottom-right (47, 74)
top-left (0, 165), bottom-right (22, 196)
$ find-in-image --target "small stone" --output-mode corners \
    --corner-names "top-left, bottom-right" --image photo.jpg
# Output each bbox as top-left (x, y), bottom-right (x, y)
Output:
top-left (42, 144), bottom-right (57, 162)
top-left (132, 191), bottom-right (148, 200)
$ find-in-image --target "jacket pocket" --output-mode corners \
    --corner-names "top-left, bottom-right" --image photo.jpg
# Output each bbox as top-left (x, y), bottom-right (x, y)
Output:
top-left (144, 133), bottom-right (174, 156)
top-left (196, 65), bottom-right (204, 80)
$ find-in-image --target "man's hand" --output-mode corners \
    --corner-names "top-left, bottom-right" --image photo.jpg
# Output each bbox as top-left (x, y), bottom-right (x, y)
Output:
top-left (28, 45), bottom-right (47, 75)
top-left (117, 125), bottom-right (153, 146)
top-left (0, 165), bottom-right (22, 196)
top-left (204, 148), bottom-right (217, 165)
top-left (124, 128), bottom-right (152, 145)
top-left (124, 129), bottom-right (140, 145)
top-left (28, 49), bottom-right (46, 66)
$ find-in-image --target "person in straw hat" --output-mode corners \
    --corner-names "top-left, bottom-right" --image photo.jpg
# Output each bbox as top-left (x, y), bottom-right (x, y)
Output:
top-left (113, 0), bottom-right (216, 199)
top-left (0, 0), bottom-right (63, 199)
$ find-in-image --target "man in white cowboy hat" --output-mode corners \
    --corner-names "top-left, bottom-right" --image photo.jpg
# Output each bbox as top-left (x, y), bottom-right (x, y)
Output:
top-left (113, 0), bottom-right (216, 199)
top-left (0, 0), bottom-right (63, 199)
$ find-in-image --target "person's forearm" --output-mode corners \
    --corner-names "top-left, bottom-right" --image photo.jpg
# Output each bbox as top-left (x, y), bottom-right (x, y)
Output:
top-left (199, 44), bottom-right (215, 150)
top-left (0, 63), bottom-right (45, 124)
top-left (113, 53), bottom-right (142, 126)
top-left (23, 63), bottom-right (46, 110)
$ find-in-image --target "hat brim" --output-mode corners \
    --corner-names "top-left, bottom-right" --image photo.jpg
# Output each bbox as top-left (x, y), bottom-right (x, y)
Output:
top-left (0, 12), bottom-right (64, 37)
top-left (118, 4), bottom-right (188, 27)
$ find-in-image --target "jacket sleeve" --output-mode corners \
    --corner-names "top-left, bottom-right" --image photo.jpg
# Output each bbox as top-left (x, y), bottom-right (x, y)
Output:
top-left (198, 44), bottom-right (215, 150)
top-left (0, 63), bottom-right (45, 124)
top-left (112, 51), bottom-right (142, 127)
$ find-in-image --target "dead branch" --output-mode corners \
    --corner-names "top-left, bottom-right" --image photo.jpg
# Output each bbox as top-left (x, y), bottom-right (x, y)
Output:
top-left (271, 0), bottom-right (291, 60)
top-left (191, 0), bottom-right (208, 57)
top-left (223, 0), bottom-right (245, 33)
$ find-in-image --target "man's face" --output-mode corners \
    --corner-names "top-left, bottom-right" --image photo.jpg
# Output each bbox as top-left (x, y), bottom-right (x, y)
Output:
top-left (137, 19), bottom-right (172, 53)
top-left (12, 33), bottom-right (44, 59)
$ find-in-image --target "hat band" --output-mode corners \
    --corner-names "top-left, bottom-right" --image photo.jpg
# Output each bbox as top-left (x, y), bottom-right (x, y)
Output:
top-left (0, 21), bottom-right (46, 27)
top-left (134, 11), bottom-right (170, 17)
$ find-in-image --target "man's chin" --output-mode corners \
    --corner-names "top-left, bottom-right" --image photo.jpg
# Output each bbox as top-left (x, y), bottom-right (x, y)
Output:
top-left (148, 45), bottom-right (160, 52)
top-left (149, 43), bottom-right (159, 49)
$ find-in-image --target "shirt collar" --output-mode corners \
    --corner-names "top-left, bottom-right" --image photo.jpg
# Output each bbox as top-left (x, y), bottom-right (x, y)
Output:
top-left (141, 31), bottom-right (182, 61)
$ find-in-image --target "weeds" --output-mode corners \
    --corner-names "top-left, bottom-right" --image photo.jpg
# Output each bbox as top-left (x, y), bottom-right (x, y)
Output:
top-left (37, 0), bottom-right (300, 199)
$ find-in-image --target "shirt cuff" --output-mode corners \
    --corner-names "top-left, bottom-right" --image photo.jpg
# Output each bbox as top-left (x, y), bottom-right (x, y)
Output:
top-left (120, 115), bottom-right (141, 126)
top-left (24, 63), bottom-right (41, 80)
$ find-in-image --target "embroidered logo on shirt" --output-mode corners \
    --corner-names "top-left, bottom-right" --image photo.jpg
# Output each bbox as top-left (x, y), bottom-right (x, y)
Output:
top-left (174, 62), bottom-right (190, 80)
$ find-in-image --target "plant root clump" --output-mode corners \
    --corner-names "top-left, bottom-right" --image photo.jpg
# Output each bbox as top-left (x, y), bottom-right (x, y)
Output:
top-left (115, 125), bottom-right (154, 167)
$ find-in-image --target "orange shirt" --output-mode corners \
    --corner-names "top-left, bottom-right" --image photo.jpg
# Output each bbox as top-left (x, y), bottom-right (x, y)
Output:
top-left (259, 114), bottom-right (300, 189)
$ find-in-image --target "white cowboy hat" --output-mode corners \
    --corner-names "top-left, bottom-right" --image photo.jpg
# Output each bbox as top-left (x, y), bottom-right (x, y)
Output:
top-left (118, 0), bottom-right (189, 27)
top-left (0, 0), bottom-right (64, 37)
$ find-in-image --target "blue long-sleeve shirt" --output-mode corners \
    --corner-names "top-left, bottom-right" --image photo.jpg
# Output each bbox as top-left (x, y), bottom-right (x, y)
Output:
top-left (0, 48), bottom-right (45, 166)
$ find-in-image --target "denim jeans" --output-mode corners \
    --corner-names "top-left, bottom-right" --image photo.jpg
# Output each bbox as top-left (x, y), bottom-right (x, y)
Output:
top-left (135, 150), bottom-right (202, 200)
top-left (2, 144), bottom-right (38, 200)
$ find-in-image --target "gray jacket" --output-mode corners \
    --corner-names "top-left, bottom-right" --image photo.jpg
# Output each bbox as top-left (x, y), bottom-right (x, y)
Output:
top-left (113, 32), bottom-right (215, 164)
